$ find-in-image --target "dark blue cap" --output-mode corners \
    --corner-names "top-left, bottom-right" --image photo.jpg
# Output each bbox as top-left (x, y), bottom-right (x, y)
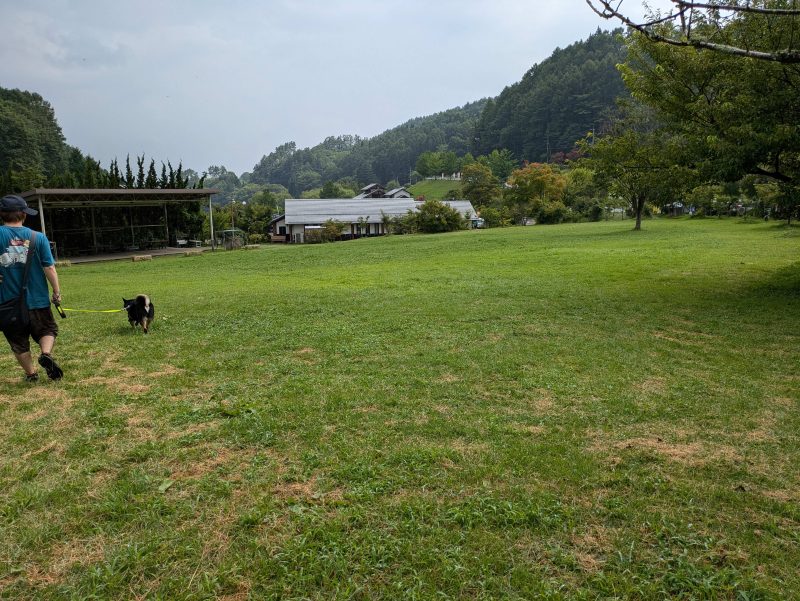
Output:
top-left (0, 195), bottom-right (38, 216)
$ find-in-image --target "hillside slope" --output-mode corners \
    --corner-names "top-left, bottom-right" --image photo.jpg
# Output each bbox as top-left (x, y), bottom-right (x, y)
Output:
top-left (472, 28), bottom-right (627, 162)
top-left (250, 100), bottom-right (487, 195)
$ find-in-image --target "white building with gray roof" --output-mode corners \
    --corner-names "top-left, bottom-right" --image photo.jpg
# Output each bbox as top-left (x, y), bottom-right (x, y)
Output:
top-left (269, 198), bottom-right (478, 243)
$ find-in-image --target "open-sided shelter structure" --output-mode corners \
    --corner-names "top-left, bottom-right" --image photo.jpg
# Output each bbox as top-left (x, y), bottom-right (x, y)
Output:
top-left (20, 188), bottom-right (220, 258)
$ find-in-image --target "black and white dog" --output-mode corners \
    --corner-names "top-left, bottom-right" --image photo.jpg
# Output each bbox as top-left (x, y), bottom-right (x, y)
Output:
top-left (123, 295), bottom-right (155, 334)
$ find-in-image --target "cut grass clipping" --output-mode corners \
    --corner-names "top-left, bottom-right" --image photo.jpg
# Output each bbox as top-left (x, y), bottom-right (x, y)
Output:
top-left (1, 218), bottom-right (798, 599)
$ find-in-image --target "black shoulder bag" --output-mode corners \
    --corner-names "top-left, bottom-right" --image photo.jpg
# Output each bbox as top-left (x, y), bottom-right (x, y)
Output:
top-left (0, 231), bottom-right (37, 332)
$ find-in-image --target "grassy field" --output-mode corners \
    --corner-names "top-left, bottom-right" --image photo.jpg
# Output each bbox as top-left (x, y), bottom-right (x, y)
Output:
top-left (408, 179), bottom-right (461, 200)
top-left (1, 218), bottom-right (798, 599)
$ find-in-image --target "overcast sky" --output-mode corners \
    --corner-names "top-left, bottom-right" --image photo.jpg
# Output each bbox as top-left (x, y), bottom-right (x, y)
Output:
top-left (0, 0), bottom-right (664, 176)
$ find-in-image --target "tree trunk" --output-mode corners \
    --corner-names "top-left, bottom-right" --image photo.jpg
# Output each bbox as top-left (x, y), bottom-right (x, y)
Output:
top-left (634, 198), bottom-right (643, 230)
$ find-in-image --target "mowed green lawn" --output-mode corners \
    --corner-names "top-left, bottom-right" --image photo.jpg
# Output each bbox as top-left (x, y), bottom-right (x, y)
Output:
top-left (1, 218), bottom-right (798, 599)
top-left (408, 179), bottom-right (460, 200)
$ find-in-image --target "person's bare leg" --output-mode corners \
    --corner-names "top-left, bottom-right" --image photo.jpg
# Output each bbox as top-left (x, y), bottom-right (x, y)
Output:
top-left (13, 351), bottom-right (36, 376)
top-left (38, 335), bottom-right (54, 356)
top-left (37, 336), bottom-right (63, 380)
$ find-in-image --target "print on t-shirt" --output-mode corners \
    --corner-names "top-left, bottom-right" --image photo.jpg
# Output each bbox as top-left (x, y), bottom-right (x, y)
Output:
top-left (0, 238), bottom-right (30, 268)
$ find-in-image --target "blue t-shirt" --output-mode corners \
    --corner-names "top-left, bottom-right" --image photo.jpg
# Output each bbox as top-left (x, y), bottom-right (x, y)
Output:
top-left (0, 226), bottom-right (55, 310)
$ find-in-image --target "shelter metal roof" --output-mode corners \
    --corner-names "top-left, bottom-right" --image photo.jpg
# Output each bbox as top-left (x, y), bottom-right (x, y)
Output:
top-left (20, 188), bottom-right (221, 208)
top-left (284, 198), bottom-right (477, 225)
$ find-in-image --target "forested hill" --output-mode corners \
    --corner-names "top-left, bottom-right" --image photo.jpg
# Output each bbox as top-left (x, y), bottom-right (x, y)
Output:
top-left (249, 29), bottom-right (627, 194)
top-left (472, 28), bottom-right (627, 162)
top-left (249, 100), bottom-right (486, 195)
top-left (0, 87), bottom-right (85, 190)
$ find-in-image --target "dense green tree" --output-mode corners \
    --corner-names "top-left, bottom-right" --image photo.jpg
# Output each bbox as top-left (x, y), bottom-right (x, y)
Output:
top-left (619, 16), bottom-right (799, 222)
top-left (145, 159), bottom-right (158, 188)
top-left (320, 180), bottom-right (356, 198)
top-left (0, 88), bottom-right (69, 178)
top-left (579, 107), bottom-right (692, 230)
top-left (415, 199), bottom-right (468, 233)
top-left (587, 1), bottom-right (800, 63)
top-left (564, 166), bottom-right (606, 219)
top-left (461, 162), bottom-right (500, 207)
top-left (124, 155), bottom-right (135, 188)
top-left (504, 163), bottom-right (568, 224)
top-left (623, 27), bottom-right (799, 185)
top-left (136, 156), bottom-right (145, 188)
top-left (479, 149), bottom-right (517, 181)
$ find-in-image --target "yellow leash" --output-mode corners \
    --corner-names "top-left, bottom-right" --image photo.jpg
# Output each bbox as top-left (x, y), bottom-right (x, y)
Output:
top-left (61, 307), bottom-right (124, 313)
top-left (51, 302), bottom-right (124, 319)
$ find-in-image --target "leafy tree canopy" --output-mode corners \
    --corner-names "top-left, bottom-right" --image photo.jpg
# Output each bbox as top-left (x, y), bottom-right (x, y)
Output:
top-left (587, 0), bottom-right (800, 63)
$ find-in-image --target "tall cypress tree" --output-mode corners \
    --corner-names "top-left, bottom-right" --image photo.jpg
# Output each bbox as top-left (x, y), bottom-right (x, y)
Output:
top-left (145, 159), bottom-right (158, 188)
top-left (124, 155), bottom-right (135, 188)
top-left (136, 155), bottom-right (145, 188)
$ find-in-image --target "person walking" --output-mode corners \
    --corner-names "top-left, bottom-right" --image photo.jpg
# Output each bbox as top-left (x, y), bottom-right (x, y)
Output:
top-left (0, 195), bottom-right (63, 382)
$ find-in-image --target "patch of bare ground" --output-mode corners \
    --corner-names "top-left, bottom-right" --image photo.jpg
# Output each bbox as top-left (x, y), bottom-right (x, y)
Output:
top-left (170, 445), bottom-right (257, 481)
top-left (508, 423), bottom-right (546, 436)
top-left (111, 405), bottom-right (160, 442)
top-left (292, 347), bottom-right (317, 365)
top-left (217, 581), bottom-right (251, 601)
top-left (181, 504), bottom-right (244, 590)
top-left (165, 422), bottom-right (216, 440)
top-left (413, 412), bottom-right (430, 426)
top-left (438, 373), bottom-right (460, 384)
top-left (634, 376), bottom-right (667, 396)
top-left (771, 396), bottom-right (795, 408)
top-left (762, 489), bottom-right (800, 503)
top-left (1, 387), bottom-right (73, 412)
top-left (84, 375), bottom-right (151, 395)
top-left (487, 333), bottom-right (504, 342)
top-left (272, 474), bottom-right (344, 503)
top-left (449, 437), bottom-right (489, 457)
top-left (617, 437), bottom-right (741, 466)
top-left (433, 404), bottom-right (452, 415)
top-left (78, 351), bottom-right (156, 395)
top-left (588, 429), bottom-right (742, 467)
top-left (39, 535), bottom-right (108, 582)
top-left (652, 328), bottom-right (721, 348)
top-left (0, 376), bottom-right (19, 388)
top-left (8, 536), bottom-right (106, 588)
top-left (743, 411), bottom-right (778, 443)
top-left (147, 364), bottom-right (183, 378)
top-left (529, 387), bottom-right (554, 412)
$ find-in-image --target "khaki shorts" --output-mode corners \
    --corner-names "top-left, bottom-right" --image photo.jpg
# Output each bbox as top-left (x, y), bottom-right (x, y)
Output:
top-left (3, 307), bottom-right (59, 354)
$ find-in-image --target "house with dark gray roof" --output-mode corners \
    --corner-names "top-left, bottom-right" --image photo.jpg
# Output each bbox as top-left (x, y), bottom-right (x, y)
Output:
top-left (354, 183), bottom-right (385, 199)
top-left (385, 187), bottom-right (412, 198)
top-left (269, 198), bottom-right (478, 243)
top-left (353, 184), bottom-right (412, 199)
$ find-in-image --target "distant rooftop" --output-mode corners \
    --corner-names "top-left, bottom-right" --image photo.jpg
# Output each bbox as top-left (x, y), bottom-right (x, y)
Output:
top-left (284, 198), bottom-right (477, 224)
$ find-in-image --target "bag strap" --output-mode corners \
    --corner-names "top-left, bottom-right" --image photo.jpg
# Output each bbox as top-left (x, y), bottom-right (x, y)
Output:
top-left (18, 231), bottom-right (37, 305)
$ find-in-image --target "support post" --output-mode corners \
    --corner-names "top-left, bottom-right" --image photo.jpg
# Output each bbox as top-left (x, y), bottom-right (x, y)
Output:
top-left (38, 198), bottom-right (46, 236)
top-left (209, 196), bottom-right (215, 250)
top-left (91, 207), bottom-right (98, 253)
top-left (163, 203), bottom-right (169, 247)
